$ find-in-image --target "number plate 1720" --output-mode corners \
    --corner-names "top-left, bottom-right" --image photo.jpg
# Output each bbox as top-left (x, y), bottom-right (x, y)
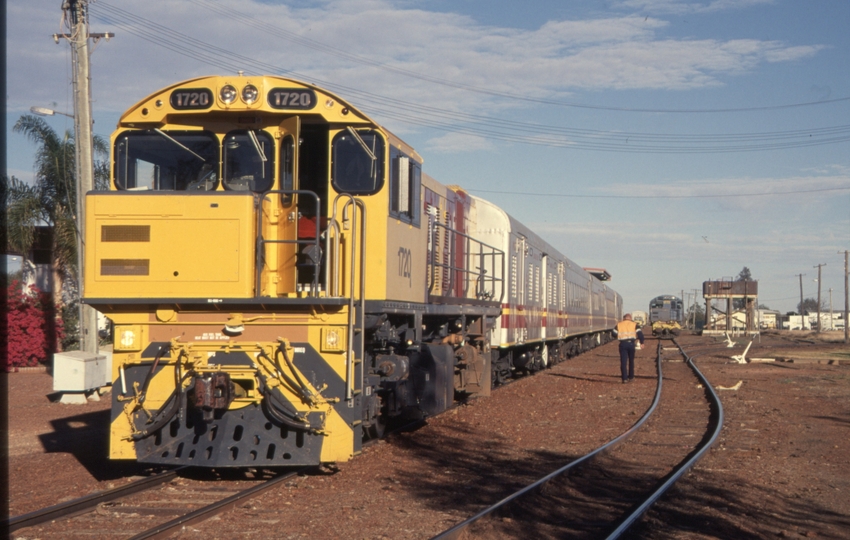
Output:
top-left (268, 88), bottom-right (316, 110)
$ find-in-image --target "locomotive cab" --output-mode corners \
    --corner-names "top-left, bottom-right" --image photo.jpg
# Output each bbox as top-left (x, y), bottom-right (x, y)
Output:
top-left (97, 110), bottom-right (382, 299)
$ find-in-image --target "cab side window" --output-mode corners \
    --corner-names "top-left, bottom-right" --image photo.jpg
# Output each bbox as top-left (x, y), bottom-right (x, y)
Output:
top-left (389, 147), bottom-right (421, 227)
top-left (331, 129), bottom-right (385, 195)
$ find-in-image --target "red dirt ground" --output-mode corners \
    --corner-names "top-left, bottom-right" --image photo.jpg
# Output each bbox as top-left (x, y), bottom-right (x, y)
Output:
top-left (4, 330), bottom-right (850, 539)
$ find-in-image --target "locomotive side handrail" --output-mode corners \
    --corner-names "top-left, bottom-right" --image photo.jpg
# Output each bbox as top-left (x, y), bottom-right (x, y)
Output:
top-left (255, 190), bottom-right (322, 298)
top-left (427, 218), bottom-right (505, 303)
top-left (327, 194), bottom-right (367, 402)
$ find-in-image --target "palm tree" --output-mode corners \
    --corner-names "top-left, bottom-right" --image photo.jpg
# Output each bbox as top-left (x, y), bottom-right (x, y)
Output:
top-left (5, 114), bottom-right (109, 314)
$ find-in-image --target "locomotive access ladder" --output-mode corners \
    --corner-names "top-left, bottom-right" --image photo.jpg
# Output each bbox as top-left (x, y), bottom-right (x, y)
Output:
top-left (254, 190), bottom-right (367, 403)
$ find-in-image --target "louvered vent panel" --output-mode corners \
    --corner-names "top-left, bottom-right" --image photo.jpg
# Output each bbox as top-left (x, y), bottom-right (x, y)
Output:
top-left (101, 259), bottom-right (150, 276)
top-left (101, 225), bottom-right (150, 242)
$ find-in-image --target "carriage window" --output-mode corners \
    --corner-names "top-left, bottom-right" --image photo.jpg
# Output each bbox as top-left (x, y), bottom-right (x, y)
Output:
top-left (331, 128), bottom-right (385, 195)
top-left (390, 148), bottom-right (421, 226)
top-left (223, 130), bottom-right (274, 193)
top-left (114, 130), bottom-right (219, 191)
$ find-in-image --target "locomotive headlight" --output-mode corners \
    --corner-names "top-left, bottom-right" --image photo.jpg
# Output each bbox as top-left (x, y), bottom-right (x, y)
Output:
top-left (241, 84), bottom-right (258, 104)
top-left (220, 85), bottom-right (237, 104)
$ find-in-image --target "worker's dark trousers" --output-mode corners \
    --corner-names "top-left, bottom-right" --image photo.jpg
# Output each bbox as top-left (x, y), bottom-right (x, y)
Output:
top-left (619, 340), bottom-right (636, 381)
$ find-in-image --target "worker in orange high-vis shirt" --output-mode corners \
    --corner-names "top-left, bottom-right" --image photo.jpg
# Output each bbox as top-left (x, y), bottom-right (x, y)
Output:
top-left (612, 313), bottom-right (645, 383)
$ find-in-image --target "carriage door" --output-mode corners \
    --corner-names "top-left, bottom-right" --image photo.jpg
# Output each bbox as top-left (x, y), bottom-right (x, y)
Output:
top-left (557, 262), bottom-right (566, 338)
top-left (515, 234), bottom-right (527, 344)
top-left (268, 116), bottom-right (300, 296)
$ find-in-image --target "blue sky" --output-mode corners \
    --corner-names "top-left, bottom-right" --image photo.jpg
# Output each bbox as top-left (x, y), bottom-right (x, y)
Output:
top-left (6, 0), bottom-right (850, 315)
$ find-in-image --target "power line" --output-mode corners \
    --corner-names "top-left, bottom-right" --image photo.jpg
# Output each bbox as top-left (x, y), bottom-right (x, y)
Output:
top-left (469, 186), bottom-right (850, 199)
top-left (90, 2), bottom-right (850, 153)
top-left (186, 0), bottom-right (850, 115)
top-left (760, 295), bottom-right (801, 302)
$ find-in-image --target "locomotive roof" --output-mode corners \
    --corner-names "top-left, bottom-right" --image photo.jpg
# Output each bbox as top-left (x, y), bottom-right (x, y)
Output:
top-left (115, 74), bottom-right (423, 162)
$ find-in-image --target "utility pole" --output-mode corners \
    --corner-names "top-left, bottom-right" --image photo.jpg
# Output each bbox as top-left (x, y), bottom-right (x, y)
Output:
top-left (796, 273), bottom-right (805, 330)
top-left (55, 0), bottom-right (113, 355)
top-left (693, 288), bottom-right (701, 329)
top-left (841, 250), bottom-right (849, 343)
top-left (828, 288), bottom-right (833, 331)
top-left (814, 263), bottom-right (826, 333)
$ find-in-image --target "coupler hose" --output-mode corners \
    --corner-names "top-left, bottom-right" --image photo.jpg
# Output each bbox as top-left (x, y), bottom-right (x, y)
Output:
top-left (132, 351), bottom-right (192, 441)
top-left (137, 344), bottom-right (170, 406)
top-left (255, 363), bottom-right (320, 434)
top-left (275, 341), bottom-right (317, 404)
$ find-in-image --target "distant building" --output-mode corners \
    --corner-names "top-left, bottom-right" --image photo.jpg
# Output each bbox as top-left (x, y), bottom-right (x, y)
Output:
top-left (757, 309), bottom-right (781, 330)
top-left (781, 313), bottom-right (844, 331)
top-left (712, 310), bottom-right (748, 330)
top-left (631, 310), bottom-right (648, 326)
top-left (813, 312), bottom-right (845, 331)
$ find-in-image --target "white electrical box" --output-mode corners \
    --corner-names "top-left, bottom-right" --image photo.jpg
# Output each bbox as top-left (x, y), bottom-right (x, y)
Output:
top-left (53, 351), bottom-right (112, 392)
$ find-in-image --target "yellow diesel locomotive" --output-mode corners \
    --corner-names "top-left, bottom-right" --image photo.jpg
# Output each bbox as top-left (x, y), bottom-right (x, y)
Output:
top-left (649, 295), bottom-right (684, 337)
top-left (86, 75), bottom-right (622, 468)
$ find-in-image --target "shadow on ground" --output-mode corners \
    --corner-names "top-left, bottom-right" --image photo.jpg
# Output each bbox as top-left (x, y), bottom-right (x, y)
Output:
top-left (386, 420), bottom-right (850, 539)
top-left (38, 409), bottom-right (154, 481)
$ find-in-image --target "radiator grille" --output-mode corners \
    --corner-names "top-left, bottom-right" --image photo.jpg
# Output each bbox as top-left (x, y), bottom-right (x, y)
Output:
top-left (101, 259), bottom-right (150, 276)
top-left (101, 225), bottom-right (150, 242)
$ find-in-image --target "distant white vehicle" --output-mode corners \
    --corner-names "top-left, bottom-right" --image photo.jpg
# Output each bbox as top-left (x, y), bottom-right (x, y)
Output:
top-left (631, 310), bottom-right (648, 326)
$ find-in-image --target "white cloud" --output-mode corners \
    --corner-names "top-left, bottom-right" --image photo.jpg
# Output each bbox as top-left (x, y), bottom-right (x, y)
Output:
top-left (6, 0), bottom-right (825, 115)
top-left (614, 0), bottom-right (775, 15)
top-left (424, 132), bottom-right (494, 153)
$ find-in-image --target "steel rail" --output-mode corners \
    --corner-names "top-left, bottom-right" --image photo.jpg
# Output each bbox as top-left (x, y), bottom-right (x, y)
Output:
top-left (127, 468), bottom-right (305, 540)
top-left (605, 338), bottom-right (724, 539)
top-left (430, 340), bottom-right (666, 540)
top-left (3, 468), bottom-right (183, 533)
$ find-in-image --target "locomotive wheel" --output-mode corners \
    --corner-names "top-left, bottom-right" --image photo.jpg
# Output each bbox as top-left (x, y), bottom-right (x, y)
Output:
top-left (364, 394), bottom-right (387, 440)
top-left (365, 413), bottom-right (387, 440)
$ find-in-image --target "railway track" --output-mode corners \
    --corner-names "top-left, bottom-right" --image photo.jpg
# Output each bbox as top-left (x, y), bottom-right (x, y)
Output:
top-left (4, 467), bottom-right (306, 539)
top-left (431, 338), bottom-right (724, 539)
top-left (4, 416), bottom-right (414, 540)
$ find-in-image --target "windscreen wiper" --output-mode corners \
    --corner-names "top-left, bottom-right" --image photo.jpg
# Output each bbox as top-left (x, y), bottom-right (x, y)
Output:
top-left (345, 127), bottom-right (376, 161)
top-left (248, 130), bottom-right (268, 162)
top-left (153, 129), bottom-right (206, 162)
